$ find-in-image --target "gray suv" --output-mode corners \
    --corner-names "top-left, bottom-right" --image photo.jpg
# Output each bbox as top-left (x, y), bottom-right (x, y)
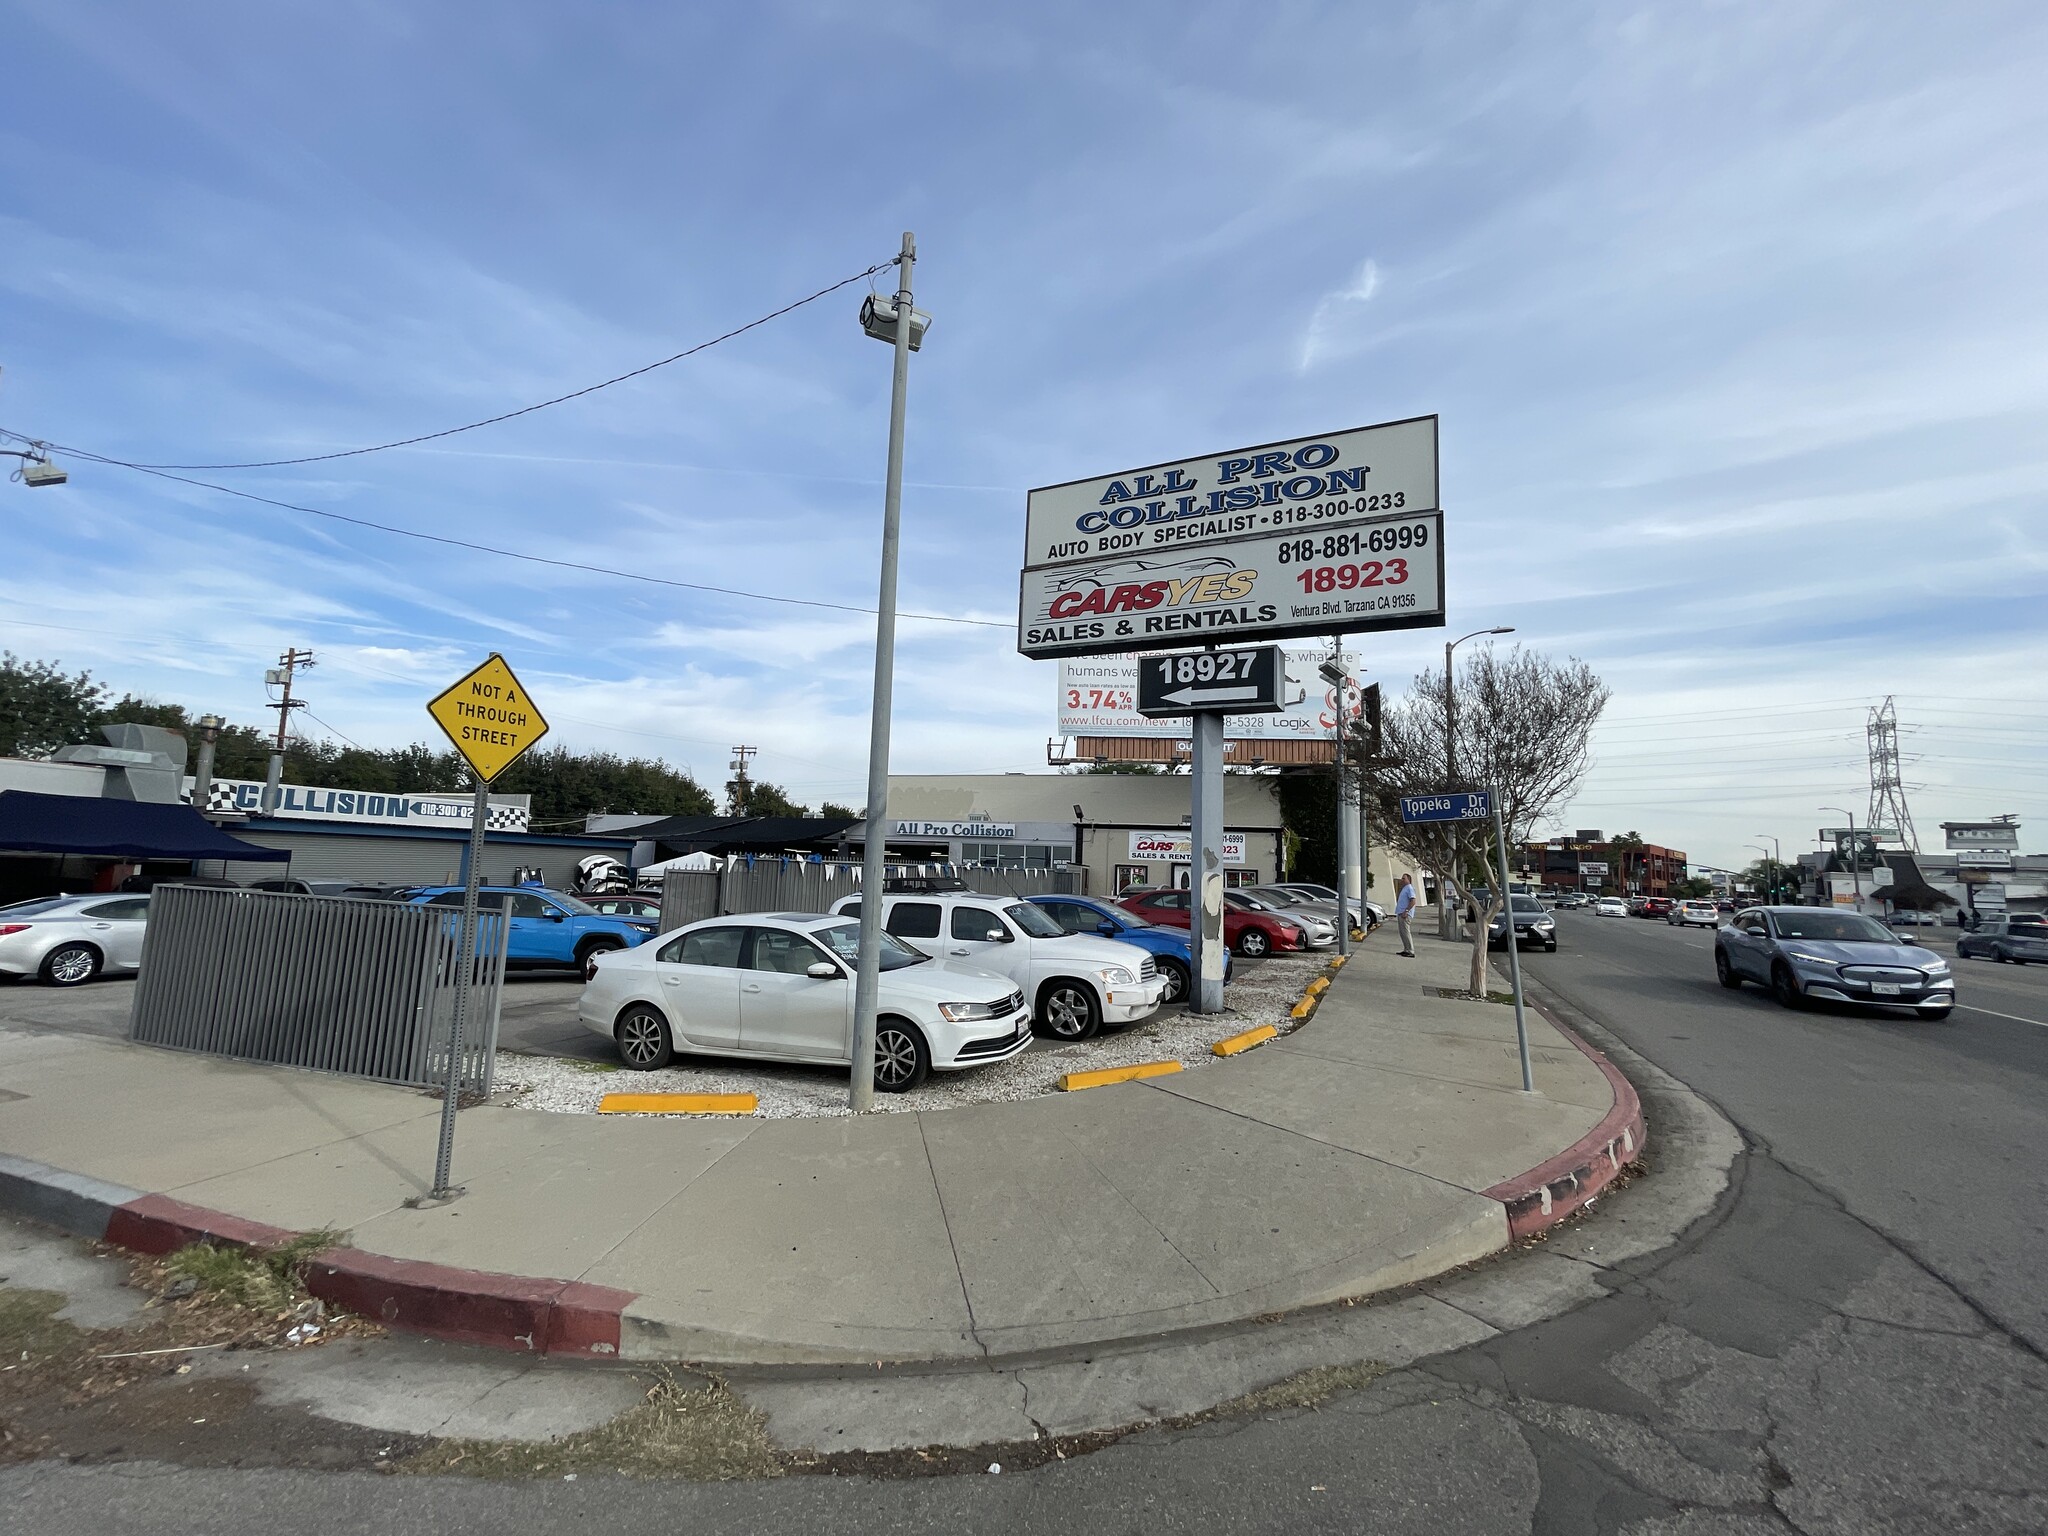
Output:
top-left (1956, 916), bottom-right (2048, 965)
top-left (1715, 906), bottom-right (1953, 1018)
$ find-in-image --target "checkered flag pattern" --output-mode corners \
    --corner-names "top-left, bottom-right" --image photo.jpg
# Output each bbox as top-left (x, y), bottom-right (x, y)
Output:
top-left (484, 804), bottom-right (528, 831)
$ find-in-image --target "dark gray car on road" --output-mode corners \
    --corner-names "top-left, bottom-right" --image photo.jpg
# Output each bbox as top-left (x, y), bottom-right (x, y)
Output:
top-left (1715, 905), bottom-right (1954, 1018)
top-left (1955, 915), bottom-right (2048, 964)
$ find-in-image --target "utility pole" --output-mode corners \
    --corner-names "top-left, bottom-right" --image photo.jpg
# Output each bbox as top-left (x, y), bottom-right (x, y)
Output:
top-left (262, 648), bottom-right (314, 815)
top-left (1323, 641), bottom-right (1351, 958)
top-left (851, 232), bottom-right (922, 1112)
top-left (727, 745), bottom-right (758, 816)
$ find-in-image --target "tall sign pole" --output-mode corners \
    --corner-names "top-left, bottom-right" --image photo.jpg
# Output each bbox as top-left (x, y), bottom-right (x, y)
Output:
top-left (1018, 416), bottom-right (1446, 1012)
top-left (851, 232), bottom-right (920, 1113)
top-left (426, 654), bottom-right (549, 1199)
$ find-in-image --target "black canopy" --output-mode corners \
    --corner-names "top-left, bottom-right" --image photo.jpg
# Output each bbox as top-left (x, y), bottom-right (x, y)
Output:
top-left (630, 813), bottom-right (859, 857)
top-left (0, 791), bottom-right (291, 862)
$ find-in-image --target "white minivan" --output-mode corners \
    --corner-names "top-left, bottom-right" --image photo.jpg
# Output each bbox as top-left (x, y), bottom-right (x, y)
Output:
top-left (831, 891), bottom-right (1167, 1041)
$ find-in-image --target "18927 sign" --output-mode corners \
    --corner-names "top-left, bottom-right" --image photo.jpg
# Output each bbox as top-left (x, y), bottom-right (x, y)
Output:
top-left (1136, 645), bottom-right (1284, 717)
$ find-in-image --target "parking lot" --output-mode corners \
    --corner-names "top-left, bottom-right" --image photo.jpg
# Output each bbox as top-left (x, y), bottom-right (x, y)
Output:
top-left (0, 948), bottom-right (1318, 1116)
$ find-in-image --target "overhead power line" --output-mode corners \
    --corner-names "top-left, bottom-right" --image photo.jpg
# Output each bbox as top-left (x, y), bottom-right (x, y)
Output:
top-left (42, 261), bottom-right (895, 471)
top-left (0, 443), bottom-right (1006, 628)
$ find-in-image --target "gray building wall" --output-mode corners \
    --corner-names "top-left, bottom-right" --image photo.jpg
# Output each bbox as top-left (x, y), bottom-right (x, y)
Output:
top-left (203, 826), bottom-right (636, 890)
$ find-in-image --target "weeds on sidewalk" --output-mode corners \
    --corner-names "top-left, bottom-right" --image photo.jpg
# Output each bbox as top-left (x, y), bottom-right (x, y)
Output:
top-left (400, 1369), bottom-right (781, 1481)
top-left (162, 1229), bottom-right (346, 1313)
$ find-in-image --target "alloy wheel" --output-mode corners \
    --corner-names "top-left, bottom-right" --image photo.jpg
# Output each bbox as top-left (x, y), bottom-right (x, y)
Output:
top-left (1239, 930), bottom-right (1270, 958)
top-left (617, 1009), bottom-right (668, 1067)
top-left (1044, 985), bottom-right (1093, 1039)
top-left (45, 945), bottom-right (97, 986)
top-left (874, 1025), bottom-right (919, 1087)
top-left (1158, 960), bottom-right (1188, 1005)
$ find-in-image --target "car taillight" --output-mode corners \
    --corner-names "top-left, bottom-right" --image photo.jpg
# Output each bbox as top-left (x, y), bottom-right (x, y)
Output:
top-left (0, 924), bottom-right (29, 937)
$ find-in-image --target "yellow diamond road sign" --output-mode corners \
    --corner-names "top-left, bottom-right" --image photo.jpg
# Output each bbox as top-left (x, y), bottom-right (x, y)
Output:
top-left (428, 654), bottom-right (549, 783)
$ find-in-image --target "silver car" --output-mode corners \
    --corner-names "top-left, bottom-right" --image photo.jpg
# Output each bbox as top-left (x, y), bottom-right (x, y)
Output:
top-left (1715, 906), bottom-right (1953, 1018)
top-left (0, 893), bottom-right (151, 986)
top-left (1229, 889), bottom-right (1336, 947)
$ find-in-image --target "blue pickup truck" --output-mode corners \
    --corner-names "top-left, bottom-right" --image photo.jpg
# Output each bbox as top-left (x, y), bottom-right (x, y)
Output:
top-left (406, 886), bottom-right (656, 980)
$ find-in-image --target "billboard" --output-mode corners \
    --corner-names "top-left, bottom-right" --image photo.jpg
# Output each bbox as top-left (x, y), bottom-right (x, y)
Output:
top-left (1060, 648), bottom-right (1357, 741)
top-left (1024, 416), bottom-right (1438, 570)
top-left (1018, 514), bottom-right (1445, 658)
top-left (1578, 861), bottom-right (1610, 876)
top-left (1945, 822), bottom-right (2020, 850)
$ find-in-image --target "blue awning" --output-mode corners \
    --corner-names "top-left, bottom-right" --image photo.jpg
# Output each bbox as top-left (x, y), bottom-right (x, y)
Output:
top-left (0, 791), bottom-right (291, 862)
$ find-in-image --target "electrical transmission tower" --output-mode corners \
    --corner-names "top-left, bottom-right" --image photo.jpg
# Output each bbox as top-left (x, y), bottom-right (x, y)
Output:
top-left (1865, 697), bottom-right (1918, 851)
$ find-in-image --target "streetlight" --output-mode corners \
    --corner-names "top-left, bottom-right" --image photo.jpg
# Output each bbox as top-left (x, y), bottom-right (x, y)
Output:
top-left (1443, 626), bottom-right (1514, 935)
top-left (849, 233), bottom-right (924, 1114)
top-left (1746, 844), bottom-right (1777, 904)
top-left (1319, 645), bottom-right (1356, 955)
top-left (1819, 807), bottom-right (1861, 908)
top-left (2, 445), bottom-right (67, 487)
top-left (1752, 832), bottom-right (1782, 903)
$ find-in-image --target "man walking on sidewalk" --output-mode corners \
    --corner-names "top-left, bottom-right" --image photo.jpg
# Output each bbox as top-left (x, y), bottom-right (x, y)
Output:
top-left (1394, 874), bottom-right (1417, 957)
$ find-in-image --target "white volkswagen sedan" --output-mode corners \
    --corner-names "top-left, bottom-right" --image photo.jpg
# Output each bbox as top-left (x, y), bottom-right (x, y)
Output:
top-left (578, 913), bottom-right (1032, 1092)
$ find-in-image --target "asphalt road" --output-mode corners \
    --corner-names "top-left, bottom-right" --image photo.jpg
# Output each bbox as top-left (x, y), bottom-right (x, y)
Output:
top-left (6, 914), bottom-right (2045, 1533)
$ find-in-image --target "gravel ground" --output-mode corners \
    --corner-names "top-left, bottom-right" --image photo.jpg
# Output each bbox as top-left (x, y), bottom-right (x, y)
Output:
top-left (490, 953), bottom-right (1331, 1120)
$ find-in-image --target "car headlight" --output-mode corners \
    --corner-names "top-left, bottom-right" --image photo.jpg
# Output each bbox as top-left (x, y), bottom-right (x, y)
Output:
top-left (1534, 919), bottom-right (1555, 930)
top-left (938, 1000), bottom-right (1004, 1022)
top-left (1097, 966), bottom-right (1136, 986)
top-left (1922, 961), bottom-right (1950, 977)
top-left (1783, 951), bottom-right (1837, 966)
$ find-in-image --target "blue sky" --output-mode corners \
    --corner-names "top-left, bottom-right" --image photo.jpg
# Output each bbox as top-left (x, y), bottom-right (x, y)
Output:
top-left (2, 0), bottom-right (2044, 871)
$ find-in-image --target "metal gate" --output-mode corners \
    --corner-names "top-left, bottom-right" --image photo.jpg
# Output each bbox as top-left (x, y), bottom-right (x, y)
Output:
top-left (128, 886), bottom-right (507, 1094)
top-left (659, 862), bottom-right (1084, 932)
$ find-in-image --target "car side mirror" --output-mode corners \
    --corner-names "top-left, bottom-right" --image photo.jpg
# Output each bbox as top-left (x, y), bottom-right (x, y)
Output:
top-left (806, 962), bottom-right (841, 981)
top-left (1097, 920), bottom-right (1119, 936)
top-left (986, 928), bottom-right (1009, 943)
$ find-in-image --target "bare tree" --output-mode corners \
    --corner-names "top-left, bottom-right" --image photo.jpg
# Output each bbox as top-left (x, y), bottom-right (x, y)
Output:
top-left (1353, 645), bottom-right (1609, 995)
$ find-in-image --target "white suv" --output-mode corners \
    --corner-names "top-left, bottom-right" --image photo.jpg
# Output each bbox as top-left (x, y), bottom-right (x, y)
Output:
top-left (831, 892), bottom-right (1167, 1041)
top-left (1670, 900), bottom-right (1721, 928)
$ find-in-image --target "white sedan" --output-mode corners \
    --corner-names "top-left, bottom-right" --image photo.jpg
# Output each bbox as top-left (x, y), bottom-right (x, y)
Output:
top-left (1594, 897), bottom-right (1630, 917)
top-left (579, 913), bottom-right (1032, 1092)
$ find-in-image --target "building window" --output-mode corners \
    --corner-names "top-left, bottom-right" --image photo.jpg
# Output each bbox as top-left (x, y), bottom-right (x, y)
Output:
top-left (963, 841), bottom-right (1058, 868)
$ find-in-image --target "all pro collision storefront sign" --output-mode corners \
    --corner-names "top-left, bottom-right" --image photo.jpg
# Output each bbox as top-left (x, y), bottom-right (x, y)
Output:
top-left (1019, 417), bottom-right (1444, 659)
top-left (197, 778), bottom-right (530, 832)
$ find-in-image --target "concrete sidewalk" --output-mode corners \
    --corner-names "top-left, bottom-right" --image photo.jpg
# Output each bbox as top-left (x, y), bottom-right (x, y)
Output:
top-left (0, 930), bottom-right (1642, 1366)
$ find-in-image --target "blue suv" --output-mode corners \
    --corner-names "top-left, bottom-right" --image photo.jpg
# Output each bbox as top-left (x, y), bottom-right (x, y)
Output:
top-left (1028, 893), bottom-right (1225, 1007)
top-left (407, 886), bottom-right (656, 980)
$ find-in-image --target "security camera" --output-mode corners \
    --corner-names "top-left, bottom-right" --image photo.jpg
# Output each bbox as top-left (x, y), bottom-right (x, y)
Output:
top-left (860, 293), bottom-right (930, 351)
top-left (20, 458), bottom-right (66, 487)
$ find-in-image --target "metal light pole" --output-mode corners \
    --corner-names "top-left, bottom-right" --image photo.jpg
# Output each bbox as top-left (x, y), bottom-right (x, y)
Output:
top-left (1321, 643), bottom-right (1352, 958)
top-left (1820, 807), bottom-right (1861, 908)
top-left (1443, 626), bottom-right (1513, 936)
top-left (851, 233), bottom-right (920, 1112)
top-left (1752, 832), bottom-right (1782, 902)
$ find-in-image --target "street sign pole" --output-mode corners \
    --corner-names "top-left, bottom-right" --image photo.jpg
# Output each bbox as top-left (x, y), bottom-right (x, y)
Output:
top-left (1489, 795), bottom-right (1534, 1094)
top-left (1190, 709), bottom-right (1226, 1014)
top-left (1329, 639), bottom-right (1350, 959)
top-left (424, 653), bottom-right (550, 1200)
top-left (432, 777), bottom-right (490, 1198)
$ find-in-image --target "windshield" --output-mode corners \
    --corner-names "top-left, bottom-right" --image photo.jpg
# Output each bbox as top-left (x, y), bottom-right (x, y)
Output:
top-left (0, 896), bottom-right (75, 916)
top-left (545, 892), bottom-right (602, 916)
top-left (1004, 902), bottom-right (1065, 938)
top-left (1511, 897), bottom-right (1544, 913)
top-left (1224, 892), bottom-right (1268, 911)
top-left (813, 921), bottom-right (928, 970)
top-left (1772, 912), bottom-right (1898, 943)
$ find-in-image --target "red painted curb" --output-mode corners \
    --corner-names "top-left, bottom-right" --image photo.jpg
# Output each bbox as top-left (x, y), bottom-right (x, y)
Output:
top-left (1482, 1000), bottom-right (1648, 1240)
top-left (103, 1193), bottom-right (631, 1357)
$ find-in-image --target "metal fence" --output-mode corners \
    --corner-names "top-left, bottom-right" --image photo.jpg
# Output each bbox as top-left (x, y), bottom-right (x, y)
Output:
top-left (128, 885), bottom-right (507, 1094)
top-left (658, 861), bottom-right (1085, 932)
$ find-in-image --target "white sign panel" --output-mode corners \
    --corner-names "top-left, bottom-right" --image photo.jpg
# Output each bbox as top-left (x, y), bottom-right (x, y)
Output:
top-left (196, 777), bottom-right (530, 831)
top-left (891, 821), bottom-right (1017, 840)
top-left (1129, 831), bottom-right (1248, 864)
top-left (1946, 823), bottom-right (2020, 849)
top-left (1060, 647), bottom-right (1356, 741)
top-left (1019, 513), bottom-right (1445, 659)
top-left (1578, 861), bottom-right (1610, 876)
top-left (1025, 417), bottom-right (1438, 570)
top-left (1956, 849), bottom-right (2014, 868)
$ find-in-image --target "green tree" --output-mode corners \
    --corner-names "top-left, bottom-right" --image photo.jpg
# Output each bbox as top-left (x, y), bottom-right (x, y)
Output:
top-left (0, 653), bottom-right (110, 757)
top-left (1608, 831), bottom-right (1645, 896)
top-left (818, 801), bottom-right (858, 819)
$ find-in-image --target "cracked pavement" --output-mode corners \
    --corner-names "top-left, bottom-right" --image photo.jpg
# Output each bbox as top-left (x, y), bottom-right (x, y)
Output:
top-left (4, 913), bottom-right (2044, 1533)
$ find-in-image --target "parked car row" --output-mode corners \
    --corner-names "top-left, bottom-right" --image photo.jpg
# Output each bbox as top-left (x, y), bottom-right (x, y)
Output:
top-left (581, 889), bottom-right (1198, 1091)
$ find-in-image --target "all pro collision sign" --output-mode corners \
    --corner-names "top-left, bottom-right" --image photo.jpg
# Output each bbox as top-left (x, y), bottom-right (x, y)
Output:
top-left (1018, 418), bottom-right (1444, 660)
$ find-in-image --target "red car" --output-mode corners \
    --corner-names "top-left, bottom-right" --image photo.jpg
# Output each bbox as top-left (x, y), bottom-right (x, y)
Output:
top-left (1117, 888), bottom-right (1308, 958)
top-left (1638, 897), bottom-right (1674, 919)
